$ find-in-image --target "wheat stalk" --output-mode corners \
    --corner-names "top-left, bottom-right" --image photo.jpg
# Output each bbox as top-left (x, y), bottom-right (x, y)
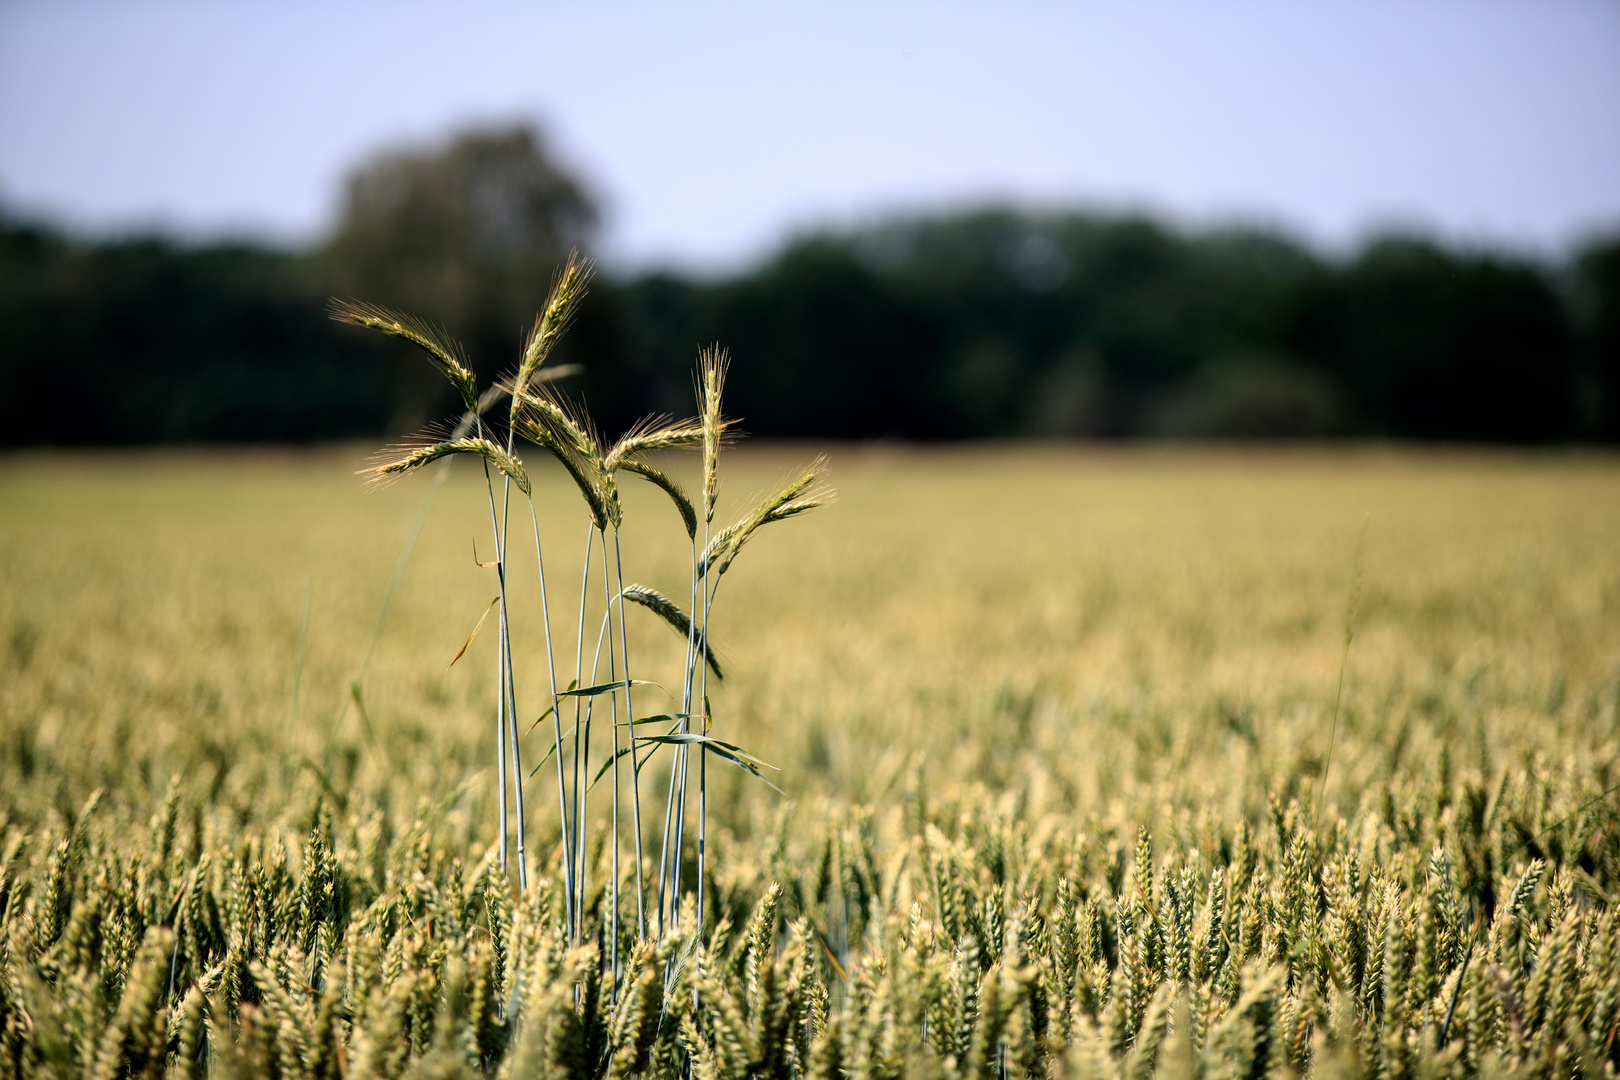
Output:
top-left (512, 252), bottom-right (590, 418)
top-left (330, 299), bottom-right (479, 411)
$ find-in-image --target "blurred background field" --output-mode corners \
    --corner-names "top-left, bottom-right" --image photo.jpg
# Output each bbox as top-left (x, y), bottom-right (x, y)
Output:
top-left (4, 444), bottom-right (1616, 837)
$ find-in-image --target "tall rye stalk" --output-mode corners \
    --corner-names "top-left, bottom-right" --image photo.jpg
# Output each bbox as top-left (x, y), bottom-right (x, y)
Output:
top-left (334, 264), bottom-right (830, 988)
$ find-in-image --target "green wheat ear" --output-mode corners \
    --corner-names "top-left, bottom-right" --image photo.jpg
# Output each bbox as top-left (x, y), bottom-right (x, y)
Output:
top-left (701, 456), bottom-right (834, 578)
top-left (698, 347), bottom-right (731, 524)
top-left (621, 584), bottom-right (723, 678)
top-left (603, 416), bottom-right (706, 473)
top-left (513, 252), bottom-right (591, 420)
top-left (362, 436), bottom-right (530, 495)
top-left (617, 458), bottom-right (697, 538)
top-left (511, 391), bottom-right (611, 529)
top-left (329, 299), bottom-right (480, 412)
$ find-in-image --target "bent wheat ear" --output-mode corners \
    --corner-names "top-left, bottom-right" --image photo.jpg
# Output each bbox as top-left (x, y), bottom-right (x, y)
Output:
top-left (697, 519), bottom-right (746, 575)
top-left (512, 387), bottom-right (620, 525)
top-left (622, 584), bottom-right (722, 679)
top-left (514, 253), bottom-right (591, 419)
top-left (512, 387), bottom-right (598, 465)
top-left (604, 417), bottom-right (705, 473)
top-left (619, 459), bottom-right (698, 539)
top-left (330, 299), bottom-right (480, 412)
top-left (702, 457), bottom-right (833, 577)
top-left (760, 496), bottom-right (829, 526)
top-left (513, 403), bottom-right (610, 530)
top-left (365, 437), bottom-right (530, 495)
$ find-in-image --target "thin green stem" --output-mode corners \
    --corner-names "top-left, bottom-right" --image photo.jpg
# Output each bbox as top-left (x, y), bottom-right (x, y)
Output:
top-left (695, 573), bottom-right (719, 936)
top-left (529, 497), bottom-right (574, 939)
top-left (576, 582), bottom-right (612, 945)
top-left (658, 534), bottom-right (700, 937)
top-left (569, 521), bottom-right (593, 941)
top-left (498, 469), bottom-right (528, 891)
top-left (600, 528), bottom-right (622, 986)
top-left (612, 528), bottom-right (646, 941)
top-left (575, 553), bottom-right (616, 944)
top-left (479, 458), bottom-right (509, 874)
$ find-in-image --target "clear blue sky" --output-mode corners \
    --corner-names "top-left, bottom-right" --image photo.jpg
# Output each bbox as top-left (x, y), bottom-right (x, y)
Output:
top-left (2, 0), bottom-right (1616, 271)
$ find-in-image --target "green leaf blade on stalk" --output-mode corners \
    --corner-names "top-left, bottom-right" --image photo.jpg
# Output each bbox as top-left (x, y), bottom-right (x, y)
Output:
top-left (557, 678), bottom-right (662, 698)
top-left (633, 733), bottom-right (782, 792)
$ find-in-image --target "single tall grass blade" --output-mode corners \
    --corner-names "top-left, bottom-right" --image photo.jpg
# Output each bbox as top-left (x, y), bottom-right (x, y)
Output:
top-left (617, 713), bottom-right (694, 726)
top-left (524, 680), bottom-right (578, 735)
top-left (528, 722), bottom-right (579, 778)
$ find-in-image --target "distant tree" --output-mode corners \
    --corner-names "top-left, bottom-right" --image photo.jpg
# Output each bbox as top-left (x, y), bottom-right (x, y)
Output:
top-left (1318, 238), bottom-right (1576, 441)
top-left (0, 208), bottom-right (389, 446)
top-left (6, 193), bottom-right (1609, 446)
top-left (323, 124), bottom-right (597, 428)
top-left (616, 211), bottom-right (1329, 438)
top-left (1572, 236), bottom-right (1620, 440)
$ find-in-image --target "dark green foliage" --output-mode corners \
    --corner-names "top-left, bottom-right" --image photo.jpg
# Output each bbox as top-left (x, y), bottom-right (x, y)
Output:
top-left (4, 205), bottom-right (1616, 446)
top-left (1572, 238), bottom-right (1620, 440)
top-left (0, 222), bottom-right (393, 444)
top-left (608, 213), bottom-right (1613, 443)
top-left (1318, 238), bottom-right (1578, 441)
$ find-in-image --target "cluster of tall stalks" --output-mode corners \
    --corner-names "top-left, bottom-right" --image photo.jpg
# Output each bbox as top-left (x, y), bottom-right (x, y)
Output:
top-left (331, 257), bottom-right (830, 979)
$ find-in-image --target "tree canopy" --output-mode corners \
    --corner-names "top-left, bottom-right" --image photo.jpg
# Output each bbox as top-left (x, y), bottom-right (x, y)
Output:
top-left (323, 125), bottom-right (597, 428)
top-left (2, 123), bottom-right (1616, 446)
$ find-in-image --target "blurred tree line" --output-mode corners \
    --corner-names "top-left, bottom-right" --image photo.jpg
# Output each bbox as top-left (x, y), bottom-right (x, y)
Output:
top-left (3, 123), bottom-right (1617, 445)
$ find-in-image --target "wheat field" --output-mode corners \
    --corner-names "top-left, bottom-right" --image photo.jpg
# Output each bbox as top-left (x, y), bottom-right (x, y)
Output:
top-left (2, 445), bottom-right (1618, 1078)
